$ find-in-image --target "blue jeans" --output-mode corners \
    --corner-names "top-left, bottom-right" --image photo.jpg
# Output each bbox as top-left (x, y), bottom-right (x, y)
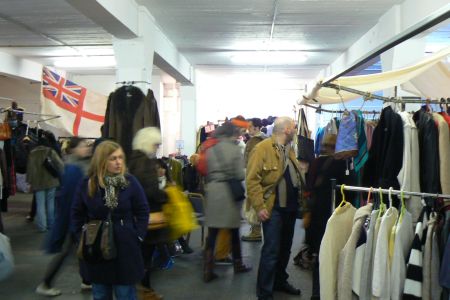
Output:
top-left (92, 284), bottom-right (137, 300)
top-left (35, 188), bottom-right (56, 231)
top-left (256, 208), bottom-right (297, 299)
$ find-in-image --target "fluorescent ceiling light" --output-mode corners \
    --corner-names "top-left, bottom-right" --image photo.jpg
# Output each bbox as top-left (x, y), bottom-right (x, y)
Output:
top-left (53, 56), bottom-right (116, 68)
top-left (231, 51), bottom-right (308, 65)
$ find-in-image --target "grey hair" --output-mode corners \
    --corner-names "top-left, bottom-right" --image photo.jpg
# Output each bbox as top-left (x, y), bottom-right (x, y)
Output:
top-left (132, 127), bottom-right (161, 155)
top-left (273, 117), bottom-right (294, 134)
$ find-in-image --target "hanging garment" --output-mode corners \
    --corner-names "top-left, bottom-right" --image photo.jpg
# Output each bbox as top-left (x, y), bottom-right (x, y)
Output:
top-left (372, 207), bottom-right (399, 299)
top-left (335, 111), bottom-right (358, 159)
top-left (432, 113), bottom-right (450, 194)
top-left (319, 203), bottom-right (356, 300)
top-left (358, 209), bottom-right (379, 298)
top-left (337, 203), bottom-right (372, 300)
top-left (413, 109), bottom-right (440, 195)
top-left (390, 211), bottom-right (414, 300)
top-left (102, 86), bottom-right (161, 158)
top-left (423, 215), bottom-right (442, 300)
top-left (403, 209), bottom-right (428, 299)
top-left (168, 158), bottom-right (183, 189)
top-left (364, 120), bottom-right (377, 150)
top-left (440, 235), bottom-right (450, 289)
top-left (363, 106), bottom-right (404, 193)
top-left (397, 112), bottom-right (422, 222)
top-left (353, 111), bottom-right (368, 173)
top-left (314, 127), bottom-right (325, 156)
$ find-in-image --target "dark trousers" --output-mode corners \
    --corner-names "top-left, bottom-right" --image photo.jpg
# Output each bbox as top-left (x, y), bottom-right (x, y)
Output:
top-left (257, 209), bottom-right (296, 298)
top-left (141, 242), bottom-right (156, 288)
top-left (43, 235), bottom-right (89, 287)
top-left (206, 227), bottom-right (241, 260)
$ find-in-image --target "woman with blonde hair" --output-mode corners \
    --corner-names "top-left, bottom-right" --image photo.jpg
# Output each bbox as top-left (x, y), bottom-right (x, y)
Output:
top-left (71, 140), bottom-right (149, 300)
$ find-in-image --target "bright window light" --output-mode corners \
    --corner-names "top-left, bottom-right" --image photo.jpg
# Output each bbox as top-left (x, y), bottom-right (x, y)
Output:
top-left (53, 56), bottom-right (116, 68)
top-left (230, 51), bottom-right (308, 65)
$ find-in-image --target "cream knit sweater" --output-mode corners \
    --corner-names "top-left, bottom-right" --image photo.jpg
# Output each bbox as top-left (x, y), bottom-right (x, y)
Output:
top-left (319, 203), bottom-right (356, 300)
top-left (372, 207), bottom-right (399, 299)
top-left (338, 204), bottom-right (373, 300)
top-left (390, 211), bottom-right (414, 300)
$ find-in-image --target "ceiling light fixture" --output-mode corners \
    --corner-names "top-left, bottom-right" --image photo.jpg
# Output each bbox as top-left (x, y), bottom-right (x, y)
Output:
top-left (53, 56), bottom-right (116, 68)
top-left (230, 51), bottom-right (308, 65)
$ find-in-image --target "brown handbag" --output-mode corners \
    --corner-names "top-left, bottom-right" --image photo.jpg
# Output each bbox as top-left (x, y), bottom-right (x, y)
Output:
top-left (148, 212), bottom-right (167, 230)
top-left (0, 123), bottom-right (11, 141)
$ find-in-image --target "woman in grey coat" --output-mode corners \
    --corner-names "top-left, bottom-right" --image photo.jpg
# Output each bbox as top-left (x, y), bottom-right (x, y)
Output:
top-left (203, 122), bottom-right (251, 282)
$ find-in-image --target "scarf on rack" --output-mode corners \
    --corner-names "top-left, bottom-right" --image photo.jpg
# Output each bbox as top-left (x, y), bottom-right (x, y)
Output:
top-left (276, 144), bottom-right (300, 208)
top-left (104, 175), bottom-right (128, 209)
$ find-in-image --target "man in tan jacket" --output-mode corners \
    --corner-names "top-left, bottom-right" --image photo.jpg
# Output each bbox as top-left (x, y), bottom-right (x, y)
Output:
top-left (242, 118), bottom-right (265, 242)
top-left (247, 117), bottom-right (303, 300)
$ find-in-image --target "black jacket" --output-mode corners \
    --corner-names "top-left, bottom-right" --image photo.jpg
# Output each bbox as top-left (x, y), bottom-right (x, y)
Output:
top-left (128, 150), bottom-right (169, 244)
top-left (363, 106), bottom-right (404, 191)
top-left (102, 87), bottom-right (161, 158)
top-left (413, 109), bottom-right (440, 195)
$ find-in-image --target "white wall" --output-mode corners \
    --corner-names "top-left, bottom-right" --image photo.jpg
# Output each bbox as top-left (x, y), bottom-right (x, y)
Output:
top-left (195, 69), bottom-right (305, 127)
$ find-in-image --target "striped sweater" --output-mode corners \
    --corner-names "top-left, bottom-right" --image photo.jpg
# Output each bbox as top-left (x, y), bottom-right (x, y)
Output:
top-left (403, 209), bottom-right (428, 299)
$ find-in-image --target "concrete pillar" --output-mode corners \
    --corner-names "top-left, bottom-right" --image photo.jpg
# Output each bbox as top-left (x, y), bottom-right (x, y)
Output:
top-left (180, 86), bottom-right (197, 156)
top-left (112, 37), bottom-right (154, 92)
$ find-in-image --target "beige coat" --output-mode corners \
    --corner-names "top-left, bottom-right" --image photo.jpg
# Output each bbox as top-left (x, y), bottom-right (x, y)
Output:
top-left (432, 113), bottom-right (450, 194)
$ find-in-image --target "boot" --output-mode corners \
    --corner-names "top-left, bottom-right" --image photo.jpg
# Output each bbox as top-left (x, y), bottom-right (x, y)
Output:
top-left (178, 237), bottom-right (194, 254)
top-left (203, 249), bottom-right (218, 283)
top-left (233, 259), bottom-right (252, 274)
top-left (241, 224), bottom-right (262, 242)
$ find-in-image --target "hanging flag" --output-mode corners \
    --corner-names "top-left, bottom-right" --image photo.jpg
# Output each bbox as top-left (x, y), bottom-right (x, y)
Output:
top-left (41, 67), bottom-right (107, 136)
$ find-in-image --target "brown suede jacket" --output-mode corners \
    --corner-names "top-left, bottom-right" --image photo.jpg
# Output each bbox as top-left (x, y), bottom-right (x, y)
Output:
top-left (246, 136), bottom-right (302, 215)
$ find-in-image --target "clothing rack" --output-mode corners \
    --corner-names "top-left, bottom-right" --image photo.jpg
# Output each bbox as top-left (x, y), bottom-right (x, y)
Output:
top-left (303, 103), bottom-right (381, 115)
top-left (115, 81), bottom-right (151, 85)
top-left (330, 179), bottom-right (450, 209)
top-left (0, 108), bottom-right (60, 122)
top-left (0, 96), bottom-right (14, 102)
top-left (323, 83), bottom-right (449, 104)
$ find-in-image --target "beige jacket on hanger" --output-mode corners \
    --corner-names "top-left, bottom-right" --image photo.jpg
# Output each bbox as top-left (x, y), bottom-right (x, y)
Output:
top-left (432, 113), bottom-right (450, 195)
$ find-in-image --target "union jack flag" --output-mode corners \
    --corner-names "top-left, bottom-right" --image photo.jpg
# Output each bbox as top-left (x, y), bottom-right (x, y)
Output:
top-left (41, 67), bottom-right (106, 136)
top-left (42, 68), bottom-right (85, 108)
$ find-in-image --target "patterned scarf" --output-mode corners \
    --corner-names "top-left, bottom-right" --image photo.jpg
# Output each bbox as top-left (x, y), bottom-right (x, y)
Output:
top-left (104, 175), bottom-right (128, 209)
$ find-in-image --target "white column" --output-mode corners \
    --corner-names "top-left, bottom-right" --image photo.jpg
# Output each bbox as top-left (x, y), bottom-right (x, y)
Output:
top-left (112, 37), bottom-right (154, 92)
top-left (180, 86), bottom-right (197, 156)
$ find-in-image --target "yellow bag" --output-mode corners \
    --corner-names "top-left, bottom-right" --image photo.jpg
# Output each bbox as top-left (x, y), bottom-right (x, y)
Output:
top-left (163, 186), bottom-right (198, 240)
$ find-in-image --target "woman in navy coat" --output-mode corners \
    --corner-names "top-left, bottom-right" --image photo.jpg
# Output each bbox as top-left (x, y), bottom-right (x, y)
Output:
top-left (71, 141), bottom-right (149, 300)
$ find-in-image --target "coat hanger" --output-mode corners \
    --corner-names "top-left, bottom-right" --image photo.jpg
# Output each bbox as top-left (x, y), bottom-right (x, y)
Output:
top-left (337, 184), bottom-right (348, 209)
top-left (388, 187), bottom-right (394, 208)
top-left (366, 187), bottom-right (373, 205)
top-left (398, 189), bottom-right (406, 224)
top-left (378, 187), bottom-right (386, 218)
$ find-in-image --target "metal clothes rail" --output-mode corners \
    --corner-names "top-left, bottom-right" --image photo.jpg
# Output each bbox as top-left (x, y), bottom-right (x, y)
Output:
top-left (303, 103), bottom-right (381, 115)
top-left (330, 179), bottom-right (450, 209)
top-left (323, 83), bottom-right (449, 104)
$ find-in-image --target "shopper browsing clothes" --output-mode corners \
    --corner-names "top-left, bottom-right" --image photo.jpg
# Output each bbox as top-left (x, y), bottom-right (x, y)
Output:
top-left (242, 117), bottom-right (266, 242)
top-left (26, 131), bottom-right (64, 232)
top-left (203, 122), bottom-right (251, 283)
top-left (128, 127), bottom-right (169, 300)
top-left (71, 141), bottom-right (149, 300)
top-left (35, 137), bottom-right (92, 296)
top-left (247, 117), bottom-right (304, 300)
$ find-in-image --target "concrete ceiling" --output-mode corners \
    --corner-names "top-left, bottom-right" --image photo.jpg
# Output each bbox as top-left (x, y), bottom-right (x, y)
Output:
top-left (0, 0), bottom-right (445, 80)
top-left (137, 0), bottom-right (405, 76)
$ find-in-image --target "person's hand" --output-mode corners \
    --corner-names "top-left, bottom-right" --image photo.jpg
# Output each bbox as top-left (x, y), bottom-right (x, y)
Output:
top-left (258, 209), bottom-right (270, 222)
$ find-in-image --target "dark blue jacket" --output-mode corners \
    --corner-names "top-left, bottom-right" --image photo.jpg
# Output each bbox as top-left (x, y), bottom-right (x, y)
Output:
top-left (70, 174), bottom-right (149, 285)
top-left (46, 164), bottom-right (84, 253)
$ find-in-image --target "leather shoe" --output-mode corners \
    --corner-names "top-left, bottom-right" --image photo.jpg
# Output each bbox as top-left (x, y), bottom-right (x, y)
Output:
top-left (274, 282), bottom-right (301, 295)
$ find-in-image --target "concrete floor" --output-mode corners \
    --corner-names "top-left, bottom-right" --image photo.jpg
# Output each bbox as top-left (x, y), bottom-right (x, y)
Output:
top-left (0, 193), bottom-right (312, 300)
